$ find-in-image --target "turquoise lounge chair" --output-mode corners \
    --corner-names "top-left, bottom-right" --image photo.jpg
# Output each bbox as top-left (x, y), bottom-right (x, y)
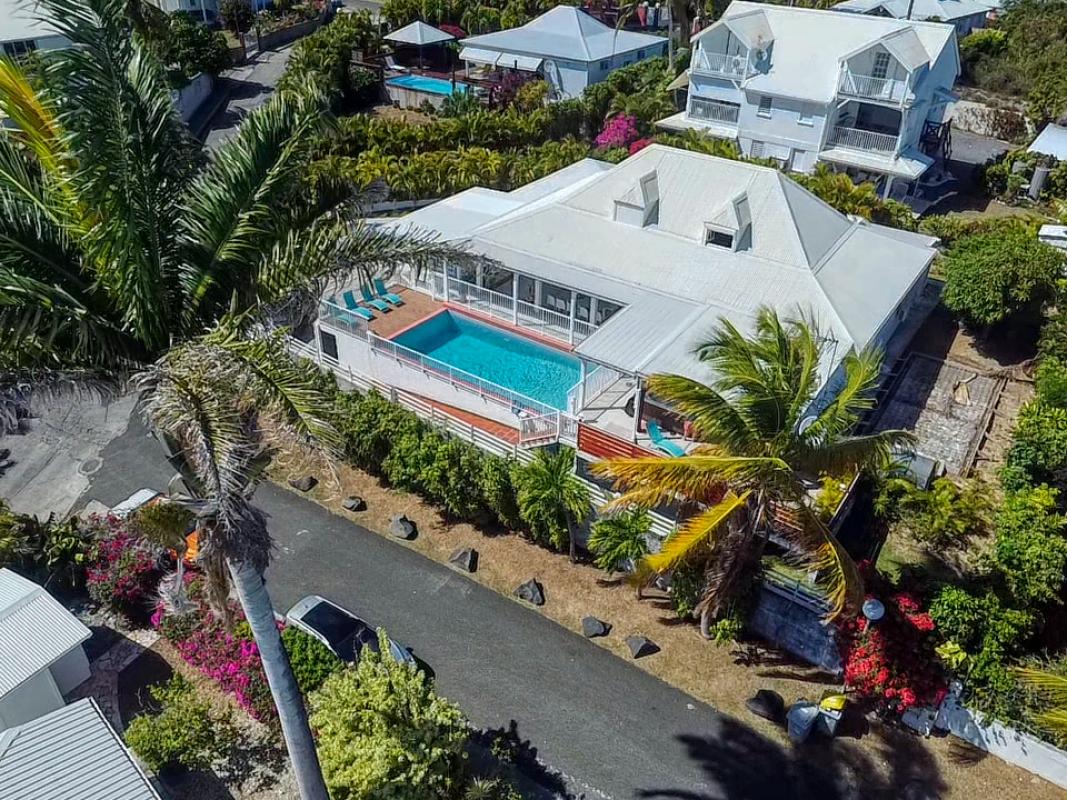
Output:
top-left (341, 291), bottom-right (376, 321)
top-left (359, 285), bottom-right (392, 313)
top-left (373, 278), bottom-right (405, 307)
top-left (648, 420), bottom-right (685, 458)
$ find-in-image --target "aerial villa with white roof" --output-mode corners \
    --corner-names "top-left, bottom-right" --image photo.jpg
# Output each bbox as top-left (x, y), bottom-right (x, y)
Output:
top-left (298, 145), bottom-right (937, 519)
top-left (659, 2), bottom-right (961, 200)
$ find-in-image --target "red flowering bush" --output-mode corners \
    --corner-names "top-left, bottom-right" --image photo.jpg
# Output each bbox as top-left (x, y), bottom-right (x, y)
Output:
top-left (628, 137), bottom-right (653, 155)
top-left (85, 514), bottom-right (161, 614)
top-left (838, 565), bottom-right (946, 713)
top-left (595, 114), bottom-right (640, 150)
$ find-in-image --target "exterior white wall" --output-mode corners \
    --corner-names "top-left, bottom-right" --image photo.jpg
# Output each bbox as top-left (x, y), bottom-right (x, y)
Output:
top-left (49, 646), bottom-right (90, 695)
top-left (0, 670), bottom-right (64, 732)
top-left (1, 33), bottom-right (69, 53)
top-left (150, 0), bottom-right (219, 17)
top-left (736, 91), bottom-right (829, 171)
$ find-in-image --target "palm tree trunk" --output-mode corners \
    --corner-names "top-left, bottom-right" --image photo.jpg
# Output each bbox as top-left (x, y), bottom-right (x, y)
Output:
top-left (228, 559), bottom-right (329, 800)
top-left (567, 514), bottom-right (577, 563)
top-left (699, 607), bottom-right (711, 639)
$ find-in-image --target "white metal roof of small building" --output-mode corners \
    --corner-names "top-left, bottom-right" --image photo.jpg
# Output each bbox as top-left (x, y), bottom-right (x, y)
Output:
top-left (0, 698), bottom-right (162, 800)
top-left (460, 6), bottom-right (664, 63)
top-left (1029, 124), bottom-right (1067, 162)
top-left (1, 0), bottom-right (60, 44)
top-left (385, 20), bottom-right (455, 46)
top-left (698, 2), bottom-right (958, 104)
top-left (0, 568), bottom-right (90, 698)
top-left (833, 0), bottom-right (1000, 23)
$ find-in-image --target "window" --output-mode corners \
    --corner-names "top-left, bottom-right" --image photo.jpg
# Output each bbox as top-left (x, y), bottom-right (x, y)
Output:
top-left (319, 330), bottom-right (338, 360)
top-left (757, 96), bottom-right (773, 118)
top-left (750, 140), bottom-right (765, 158)
top-left (575, 293), bottom-right (593, 323)
top-left (599, 60), bottom-right (610, 70)
top-left (3, 40), bottom-right (37, 59)
top-left (517, 274), bottom-right (536, 304)
top-left (872, 51), bottom-right (891, 80)
top-left (704, 228), bottom-right (734, 249)
top-left (637, 49), bottom-right (646, 58)
top-left (595, 300), bottom-right (622, 326)
top-left (540, 282), bottom-right (573, 316)
top-left (798, 104), bottom-right (813, 126)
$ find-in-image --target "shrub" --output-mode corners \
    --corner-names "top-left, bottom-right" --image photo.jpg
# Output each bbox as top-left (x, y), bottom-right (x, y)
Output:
top-left (990, 485), bottom-right (1067, 605)
top-left (310, 631), bottom-right (469, 800)
top-left (0, 501), bottom-right (93, 588)
top-left (873, 476), bottom-right (992, 546)
top-left (941, 230), bottom-right (1065, 327)
top-left (164, 12), bottom-right (231, 77)
top-left (280, 11), bottom-right (378, 108)
top-left (125, 676), bottom-right (237, 772)
top-left (219, 0), bottom-right (254, 32)
top-left (588, 509), bottom-right (651, 573)
top-left (85, 516), bottom-right (161, 614)
top-left (1003, 401), bottom-right (1067, 490)
top-left (514, 447), bottom-right (590, 552)
top-left (282, 626), bottom-right (344, 695)
top-left (814, 475), bottom-right (849, 522)
top-left (594, 114), bottom-right (640, 150)
top-left (669, 559), bottom-right (704, 619)
top-left (1036, 357), bottom-right (1067, 407)
top-left (512, 79), bottom-right (549, 112)
top-left (478, 456), bottom-right (523, 530)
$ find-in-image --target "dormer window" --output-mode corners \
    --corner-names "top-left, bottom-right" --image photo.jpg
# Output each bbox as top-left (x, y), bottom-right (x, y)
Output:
top-left (704, 226), bottom-right (734, 249)
top-left (613, 170), bottom-right (659, 228)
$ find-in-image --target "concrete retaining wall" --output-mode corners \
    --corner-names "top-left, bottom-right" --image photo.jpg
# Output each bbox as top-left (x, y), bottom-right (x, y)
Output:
top-left (259, 16), bottom-right (322, 50)
top-left (172, 73), bottom-right (214, 122)
top-left (948, 99), bottom-right (1031, 143)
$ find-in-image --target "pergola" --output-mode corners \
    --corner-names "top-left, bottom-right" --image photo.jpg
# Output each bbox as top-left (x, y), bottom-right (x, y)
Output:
top-left (384, 20), bottom-right (456, 69)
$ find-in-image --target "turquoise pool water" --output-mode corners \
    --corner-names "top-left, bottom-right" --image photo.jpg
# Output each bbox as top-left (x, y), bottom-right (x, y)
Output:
top-left (392, 311), bottom-right (580, 410)
top-left (386, 75), bottom-right (470, 96)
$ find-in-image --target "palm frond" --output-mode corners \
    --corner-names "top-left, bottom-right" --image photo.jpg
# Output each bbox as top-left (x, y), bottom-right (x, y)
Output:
top-left (786, 503), bottom-right (863, 620)
top-left (645, 373), bottom-right (760, 454)
top-left (794, 430), bottom-right (914, 477)
top-left (1016, 669), bottom-right (1067, 706)
top-left (801, 346), bottom-right (884, 444)
top-left (645, 491), bottom-right (750, 573)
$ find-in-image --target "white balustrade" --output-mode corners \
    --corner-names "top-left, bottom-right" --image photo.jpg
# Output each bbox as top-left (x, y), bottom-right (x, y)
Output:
top-left (318, 299), bottom-right (369, 340)
top-left (826, 125), bottom-right (898, 154)
top-left (689, 97), bottom-right (740, 124)
top-left (696, 49), bottom-right (749, 79)
top-left (838, 71), bottom-right (906, 103)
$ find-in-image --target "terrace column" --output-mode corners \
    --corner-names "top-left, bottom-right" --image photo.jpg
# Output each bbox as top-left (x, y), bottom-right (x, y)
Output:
top-left (568, 292), bottom-right (577, 344)
top-left (577, 360), bottom-right (587, 413)
top-left (881, 176), bottom-right (895, 200)
top-left (512, 278), bottom-right (519, 324)
top-left (442, 264), bottom-right (450, 302)
top-left (632, 377), bottom-right (644, 443)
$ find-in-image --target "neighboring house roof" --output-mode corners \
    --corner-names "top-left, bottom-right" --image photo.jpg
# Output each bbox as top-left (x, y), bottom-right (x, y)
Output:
top-left (383, 145), bottom-right (937, 386)
top-left (1028, 124), bottom-right (1067, 161)
top-left (697, 2), bottom-right (958, 104)
top-left (0, 698), bottom-right (162, 800)
top-left (1, 0), bottom-right (60, 44)
top-left (460, 6), bottom-right (664, 62)
top-left (385, 20), bottom-right (455, 46)
top-left (833, 0), bottom-right (1000, 23)
top-left (0, 568), bottom-right (90, 698)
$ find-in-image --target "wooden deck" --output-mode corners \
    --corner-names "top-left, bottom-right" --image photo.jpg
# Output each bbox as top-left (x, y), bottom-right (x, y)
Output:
top-left (367, 286), bottom-right (443, 338)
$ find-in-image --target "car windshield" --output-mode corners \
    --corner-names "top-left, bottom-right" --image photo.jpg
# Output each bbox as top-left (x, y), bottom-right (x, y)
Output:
top-left (302, 601), bottom-right (367, 652)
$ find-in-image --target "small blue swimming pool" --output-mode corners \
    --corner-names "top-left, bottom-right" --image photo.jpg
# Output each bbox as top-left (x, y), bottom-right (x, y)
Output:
top-left (392, 311), bottom-right (581, 410)
top-left (386, 74), bottom-right (470, 96)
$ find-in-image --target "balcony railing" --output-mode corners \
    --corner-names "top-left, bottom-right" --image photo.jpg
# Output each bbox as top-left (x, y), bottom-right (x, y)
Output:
top-left (318, 299), bottom-right (369, 339)
top-left (838, 71), bottom-right (907, 104)
top-left (825, 125), bottom-right (898, 155)
top-left (689, 97), bottom-right (740, 125)
top-left (694, 49), bottom-right (750, 80)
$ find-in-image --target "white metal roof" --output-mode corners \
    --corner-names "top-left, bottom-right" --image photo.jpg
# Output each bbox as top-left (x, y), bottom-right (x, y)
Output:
top-left (1, 0), bottom-right (60, 44)
top-left (697, 2), bottom-right (958, 103)
top-left (460, 6), bottom-right (664, 63)
top-left (0, 698), bottom-right (162, 800)
top-left (833, 0), bottom-right (1000, 23)
top-left (384, 20), bottom-right (454, 46)
top-left (0, 568), bottom-right (90, 698)
top-left (1029, 124), bottom-right (1067, 161)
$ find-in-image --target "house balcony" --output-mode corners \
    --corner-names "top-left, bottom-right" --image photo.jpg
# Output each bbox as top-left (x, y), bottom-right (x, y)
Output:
top-left (689, 97), bottom-right (740, 126)
top-left (692, 49), bottom-right (752, 80)
top-left (837, 70), bottom-right (907, 105)
top-left (824, 125), bottom-right (899, 155)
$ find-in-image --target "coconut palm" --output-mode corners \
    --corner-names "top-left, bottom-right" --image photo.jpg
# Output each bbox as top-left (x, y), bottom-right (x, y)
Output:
top-left (138, 320), bottom-right (340, 800)
top-left (515, 447), bottom-right (591, 562)
top-left (592, 307), bottom-right (913, 634)
top-left (0, 0), bottom-right (458, 425)
top-left (1016, 668), bottom-right (1067, 736)
top-left (588, 508), bottom-right (651, 589)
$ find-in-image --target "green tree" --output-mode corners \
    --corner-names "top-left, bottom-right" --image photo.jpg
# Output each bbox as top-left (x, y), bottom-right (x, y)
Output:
top-left (309, 631), bottom-right (469, 800)
top-left (0, 0), bottom-right (456, 424)
top-left (515, 447), bottom-right (590, 560)
top-left (592, 308), bottom-right (912, 633)
top-left (164, 11), bottom-right (232, 77)
top-left (220, 0), bottom-right (254, 33)
top-left (941, 230), bottom-right (1066, 328)
top-left (990, 485), bottom-right (1067, 605)
top-left (588, 508), bottom-right (651, 577)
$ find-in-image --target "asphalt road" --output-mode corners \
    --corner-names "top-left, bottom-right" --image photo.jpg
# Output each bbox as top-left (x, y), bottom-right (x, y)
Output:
top-left (202, 45), bottom-right (294, 149)
top-left (84, 417), bottom-right (863, 800)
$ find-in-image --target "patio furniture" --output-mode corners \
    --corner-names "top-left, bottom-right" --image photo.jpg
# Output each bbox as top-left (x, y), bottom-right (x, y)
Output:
top-left (373, 278), bottom-right (405, 307)
top-left (341, 291), bottom-right (377, 320)
top-left (358, 286), bottom-right (392, 313)
top-left (383, 54), bottom-right (409, 72)
top-left (648, 420), bottom-right (685, 457)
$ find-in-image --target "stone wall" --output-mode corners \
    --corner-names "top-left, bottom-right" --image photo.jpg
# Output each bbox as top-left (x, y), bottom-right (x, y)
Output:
top-left (948, 99), bottom-right (1031, 143)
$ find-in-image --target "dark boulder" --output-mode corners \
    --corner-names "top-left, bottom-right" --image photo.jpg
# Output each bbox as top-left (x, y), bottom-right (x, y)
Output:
top-left (449, 547), bottom-right (478, 573)
top-left (513, 578), bottom-right (545, 606)
top-left (389, 515), bottom-right (417, 540)
top-left (625, 635), bottom-right (659, 659)
top-left (581, 616), bottom-right (611, 638)
top-left (342, 496), bottom-right (366, 512)
top-left (288, 475), bottom-right (317, 492)
top-left (745, 689), bottom-right (786, 724)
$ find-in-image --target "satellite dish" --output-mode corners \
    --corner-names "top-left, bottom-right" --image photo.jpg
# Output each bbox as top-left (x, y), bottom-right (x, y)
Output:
top-left (796, 415), bottom-right (818, 435)
top-left (862, 599), bottom-right (886, 622)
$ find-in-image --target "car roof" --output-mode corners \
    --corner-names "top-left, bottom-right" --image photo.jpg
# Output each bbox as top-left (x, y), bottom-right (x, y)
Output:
top-left (302, 599), bottom-right (370, 650)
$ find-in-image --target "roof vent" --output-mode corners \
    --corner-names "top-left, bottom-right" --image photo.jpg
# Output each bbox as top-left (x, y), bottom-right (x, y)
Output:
top-left (613, 170), bottom-right (660, 228)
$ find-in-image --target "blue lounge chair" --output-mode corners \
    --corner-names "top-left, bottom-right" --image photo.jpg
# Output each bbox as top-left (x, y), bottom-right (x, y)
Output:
top-left (341, 291), bottom-right (376, 321)
top-left (359, 285), bottom-right (392, 313)
top-left (648, 420), bottom-right (685, 458)
top-left (373, 278), bottom-right (405, 307)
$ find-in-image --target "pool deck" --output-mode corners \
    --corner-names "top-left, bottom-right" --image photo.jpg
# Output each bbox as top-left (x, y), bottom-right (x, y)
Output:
top-left (367, 286), bottom-right (444, 338)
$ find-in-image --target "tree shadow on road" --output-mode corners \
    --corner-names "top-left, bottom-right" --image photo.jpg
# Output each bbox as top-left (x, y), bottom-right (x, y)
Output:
top-left (638, 715), bottom-right (947, 800)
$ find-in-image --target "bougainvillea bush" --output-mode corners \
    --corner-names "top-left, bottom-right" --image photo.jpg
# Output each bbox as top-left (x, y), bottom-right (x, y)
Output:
top-left (84, 514), bottom-right (162, 615)
top-left (838, 564), bottom-right (946, 713)
top-left (595, 114), bottom-right (640, 150)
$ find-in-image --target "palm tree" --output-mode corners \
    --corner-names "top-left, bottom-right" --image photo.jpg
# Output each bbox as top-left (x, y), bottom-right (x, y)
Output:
top-left (588, 508), bottom-right (651, 593)
top-left (0, 0), bottom-right (458, 425)
top-left (134, 499), bottom-right (195, 607)
top-left (138, 321), bottom-right (340, 800)
top-left (515, 447), bottom-right (591, 562)
top-left (1016, 668), bottom-right (1067, 736)
top-left (592, 307), bottom-right (912, 634)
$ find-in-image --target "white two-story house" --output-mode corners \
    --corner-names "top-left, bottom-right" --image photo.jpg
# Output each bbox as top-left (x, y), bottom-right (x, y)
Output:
top-left (659, 2), bottom-right (960, 198)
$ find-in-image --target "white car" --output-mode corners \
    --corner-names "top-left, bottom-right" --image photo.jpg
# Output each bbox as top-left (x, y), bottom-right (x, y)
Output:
top-left (285, 595), bottom-right (415, 667)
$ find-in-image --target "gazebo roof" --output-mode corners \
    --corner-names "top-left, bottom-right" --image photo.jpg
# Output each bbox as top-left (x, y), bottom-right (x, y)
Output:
top-left (385, 20), bottom-right (455, 46)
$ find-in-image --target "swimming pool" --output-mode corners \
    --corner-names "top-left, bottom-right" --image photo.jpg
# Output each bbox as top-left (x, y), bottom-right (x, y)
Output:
top-left (392, 311), bottom-right (581, 411)
top-left (385, 75), bottom-right (471, 96)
